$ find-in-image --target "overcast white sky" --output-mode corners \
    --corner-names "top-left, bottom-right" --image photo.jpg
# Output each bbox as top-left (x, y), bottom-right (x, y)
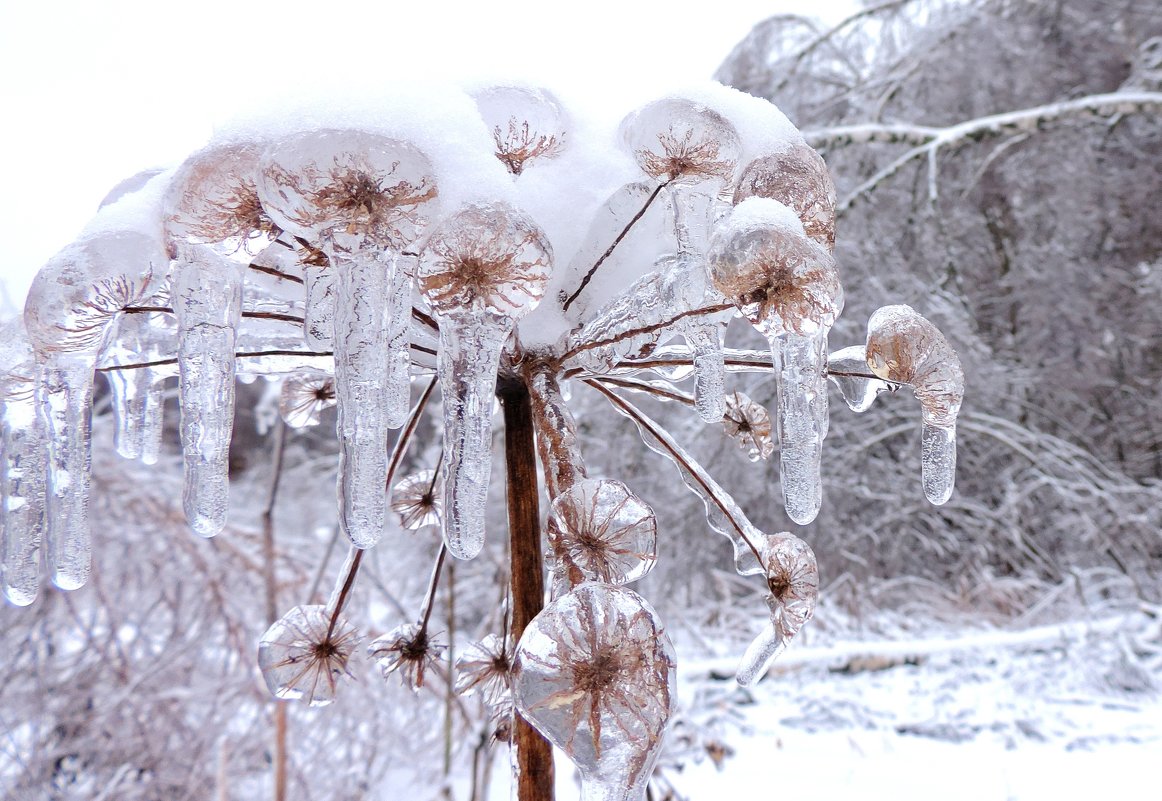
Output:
top-left (0, 0), bottom-right (853, 313)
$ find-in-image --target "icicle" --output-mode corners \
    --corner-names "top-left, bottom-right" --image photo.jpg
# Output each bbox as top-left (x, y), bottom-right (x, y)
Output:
top-left (865, 304), bottom-right (964, 505)
top-left (256, 130), bottom-right (439, 549)
top-left (301, 258), bottom-right (335, 350)
top-left (1, 336), bottom-right (44, 606)
top-left (331, 248), bottom-right (393, 548)
top-left (23, 231), bottom-right (163, 587)
top-left (826, 344), bottom-right (893, 413)
top-left (708, 198), bottom-right (843, 525)
top-left (418, 202), bottom-right (552, 560)
top-left (512, 583), bottom-right (676, 801)
top-left (736, 532), bottom-right (818, 686)
top-left (172, 250), bottom-right (243, 537)
top-left (772, 331), bottom-right (827, 525)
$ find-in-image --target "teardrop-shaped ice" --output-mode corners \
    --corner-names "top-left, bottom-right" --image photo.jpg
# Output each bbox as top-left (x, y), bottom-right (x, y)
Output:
top-left (512, 583), bottom-right (676, 801)
top-left (418, 202), bottom-right (552, 560)
top-left (865, 305), bottom-right (964, 505)
top-left (257, 130), bottom-right (439, 549)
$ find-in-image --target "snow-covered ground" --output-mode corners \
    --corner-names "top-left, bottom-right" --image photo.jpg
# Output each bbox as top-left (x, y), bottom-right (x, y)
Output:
top-left (490, 610), bottom-right (1161, 800)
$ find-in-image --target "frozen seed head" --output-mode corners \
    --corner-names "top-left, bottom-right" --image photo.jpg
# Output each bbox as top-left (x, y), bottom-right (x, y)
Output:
top-left (164, 142), bottom-right (278, 258)
top-left (473, 85), bottom-right (568, 175)
top-left (24, 231), bottom-right (164, 356)
top-left (257, 604), bottom-right (359, 708)
top-left (513, 583), bottom-right (675, 773)
top-left (390, 470), bottom-right (443, 531)
top-left (547, 478), bottom-right (657, 588)
top-left (734, 145), bottom-right (837, 252)
top-left (708, 199), bottom-right (843, 338)
top-left (761, 532), bottom-right (818, 640)
top-left (417, 202), bottom-right (552, 319)
top-left (369, 622), bottom-right (445, 691)
top-left (622, 98), bottom-right (742, 184)
top-left (865, 304), bottom-right (964, 428)
top-left (278, 374), bottom-right (336, 429)
top-left (721, 391), bottom-right (774, 461)
top-left (454, 632), bottom-right (513, 705)
top-left (257, 130), bottom-right (438, 252)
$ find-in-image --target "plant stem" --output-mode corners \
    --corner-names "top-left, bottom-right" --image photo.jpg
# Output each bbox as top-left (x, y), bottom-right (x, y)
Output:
top-left (261, 420), bottom-right (288, 801)
top-left (497, 375), bottom-right (555, 801)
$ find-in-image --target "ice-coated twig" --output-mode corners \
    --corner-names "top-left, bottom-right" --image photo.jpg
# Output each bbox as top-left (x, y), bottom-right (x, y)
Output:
top-left (527, 365), bottom-right (587, 499)
top-left (586, 380), bottom-right (766, 575)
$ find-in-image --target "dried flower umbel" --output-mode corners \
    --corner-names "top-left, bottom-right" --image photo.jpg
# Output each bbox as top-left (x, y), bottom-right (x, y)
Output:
top-left (513, 583), bottom-right (676, 801)
top-left (278, 374), bottom-right (336, 429)
top-left (454, 632), bottom-right (513, 706)
top-left (258, 604), bottom-right (360, 707)
top-left (473, 85), bottom-right (568, 176)
top-left (369, 622), bottom-right (446, 691)
top-left (547, 478), bottom-right (657, 590)
top-left (623, 98), bottom-right (742, 184)
top-left (734, 144), bottom-right (838, 252)
top-left (721, 391), bottom-right (775, 461)
top-left (390, 469), bottom-right (443, 531)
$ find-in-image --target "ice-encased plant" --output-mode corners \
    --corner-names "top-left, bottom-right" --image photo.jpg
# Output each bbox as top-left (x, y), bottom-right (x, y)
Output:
top-left (6, 82), bottom-right (964, 801)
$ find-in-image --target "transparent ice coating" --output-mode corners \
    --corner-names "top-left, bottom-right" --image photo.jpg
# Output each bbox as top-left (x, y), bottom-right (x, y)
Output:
top-left (472, 85), bottom-right (568, 175)
top-left (708, 198), bottom-right (844, 525)
top-left (390, 469), bottom-right (442, 531)
top-left (621, 97), bottom-right (742, 186)
top-left (512, 583), bottom-right (676, 801)
top-left (369, 621), bottom-right (445, 691)
top-left (454, 632), bottom-right (513, 706)
top-left (826, 344), bottom-right (893, 413)
top-left (547, 478), bottom-right (657, 593)
top-left (257, 130), bottom-right (439, 549)
top-left (258, 604), bottom-right (358, 708)
top-left (278, 374), bottom-right (336, 429)
top-left (659, 252), bottom-right (731, 423)
top-left (103, 307), bottom-right (176, 462)
top-left (528, 367), bottom-right (587, 499)
top-left (736, 532), bottom-right (819, 686)
top-left (733, 144), bottom-right (838, 252)
top-left (866, 305), bottom-right (965, 505)
top-left (596, 386), bottom-right (767, 577)
top-left (417, 202), bottom-right (552, 560)
top-left (24, 230), bottom-right (163, 588)
top-left (0, 328), bottom-right (44, 606)
top-left (722, 391), bottom-right (775, 461)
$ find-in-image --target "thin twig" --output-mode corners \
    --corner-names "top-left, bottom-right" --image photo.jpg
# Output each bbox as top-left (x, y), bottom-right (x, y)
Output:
top-left (560, 302), bottom-right (733, 364)
top-left (561, 178), bottom-right (673, 312)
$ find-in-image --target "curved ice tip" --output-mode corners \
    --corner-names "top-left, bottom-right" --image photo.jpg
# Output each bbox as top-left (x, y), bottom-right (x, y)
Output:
top-left (735, 624), bottom-right (786, 687)
top-left (186, 509), bottom-right (225, 539)
top-left (51, 564), bottom-right (89, 592)
top-left (3, 585), bottom-right (39, 607)
top-left (443, 523), bottom-right (484, 561)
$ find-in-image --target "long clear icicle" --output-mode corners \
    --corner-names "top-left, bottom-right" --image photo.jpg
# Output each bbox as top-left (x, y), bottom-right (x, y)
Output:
top-left (173, 250), bottom-right (242, 537)
top-left (384, 254), bottom-right (417, 428)
top-left (418, 202), bottom-right (552, 560)
top-left (1, 357), bottom-right (44, 606)
top-left (332, 249), bottom-right (392, 548)
top-left (301, 261), bottom-right (336, 351)
top-left (36, 358), bottom-right (94, 588)
top-left (772, 331), bottom-right (828, 525)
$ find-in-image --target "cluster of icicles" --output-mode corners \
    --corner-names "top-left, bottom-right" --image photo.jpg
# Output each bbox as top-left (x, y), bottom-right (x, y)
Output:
top-left (1, 84), bottom-right (964, 800)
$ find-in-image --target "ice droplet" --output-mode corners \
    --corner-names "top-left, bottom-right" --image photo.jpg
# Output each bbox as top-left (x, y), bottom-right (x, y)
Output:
top-left (1, 331), bottom-right (44, 606)
top-left (418, 202), bottom-right (552, 560)
top-left (865, 304), bottom-right (964, 505)
top-left (547, 478), bottom-right (657, 592)
top-left (472, 85), bottom-right (569, 175)
top-left (826, 344), bottom-right (892, 413)
top-left (736, 532), bottom-right (818, 686)
top-left (512, 583), bottom-right (676, 801)
top-left (256, 130), bottom-right (439, 548)
top-left (258, 604), bottom-right (359, 707)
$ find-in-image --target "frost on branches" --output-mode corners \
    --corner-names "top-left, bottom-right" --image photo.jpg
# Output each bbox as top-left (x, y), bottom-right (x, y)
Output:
top-left (2, 81), bottom-right (964, 799)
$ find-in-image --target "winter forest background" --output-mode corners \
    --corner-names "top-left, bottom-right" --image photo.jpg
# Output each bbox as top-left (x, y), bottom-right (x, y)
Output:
top-left (2, 0), bottom-right (1161, 799)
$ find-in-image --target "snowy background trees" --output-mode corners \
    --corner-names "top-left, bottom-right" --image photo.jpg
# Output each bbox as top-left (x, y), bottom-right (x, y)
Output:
top-left (2, 1), bottom-right (1160, 799)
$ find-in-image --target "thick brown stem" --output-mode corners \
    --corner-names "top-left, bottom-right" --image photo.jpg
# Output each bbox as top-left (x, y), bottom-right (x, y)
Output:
top-left (497, 375), bottom-right (554, 801)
